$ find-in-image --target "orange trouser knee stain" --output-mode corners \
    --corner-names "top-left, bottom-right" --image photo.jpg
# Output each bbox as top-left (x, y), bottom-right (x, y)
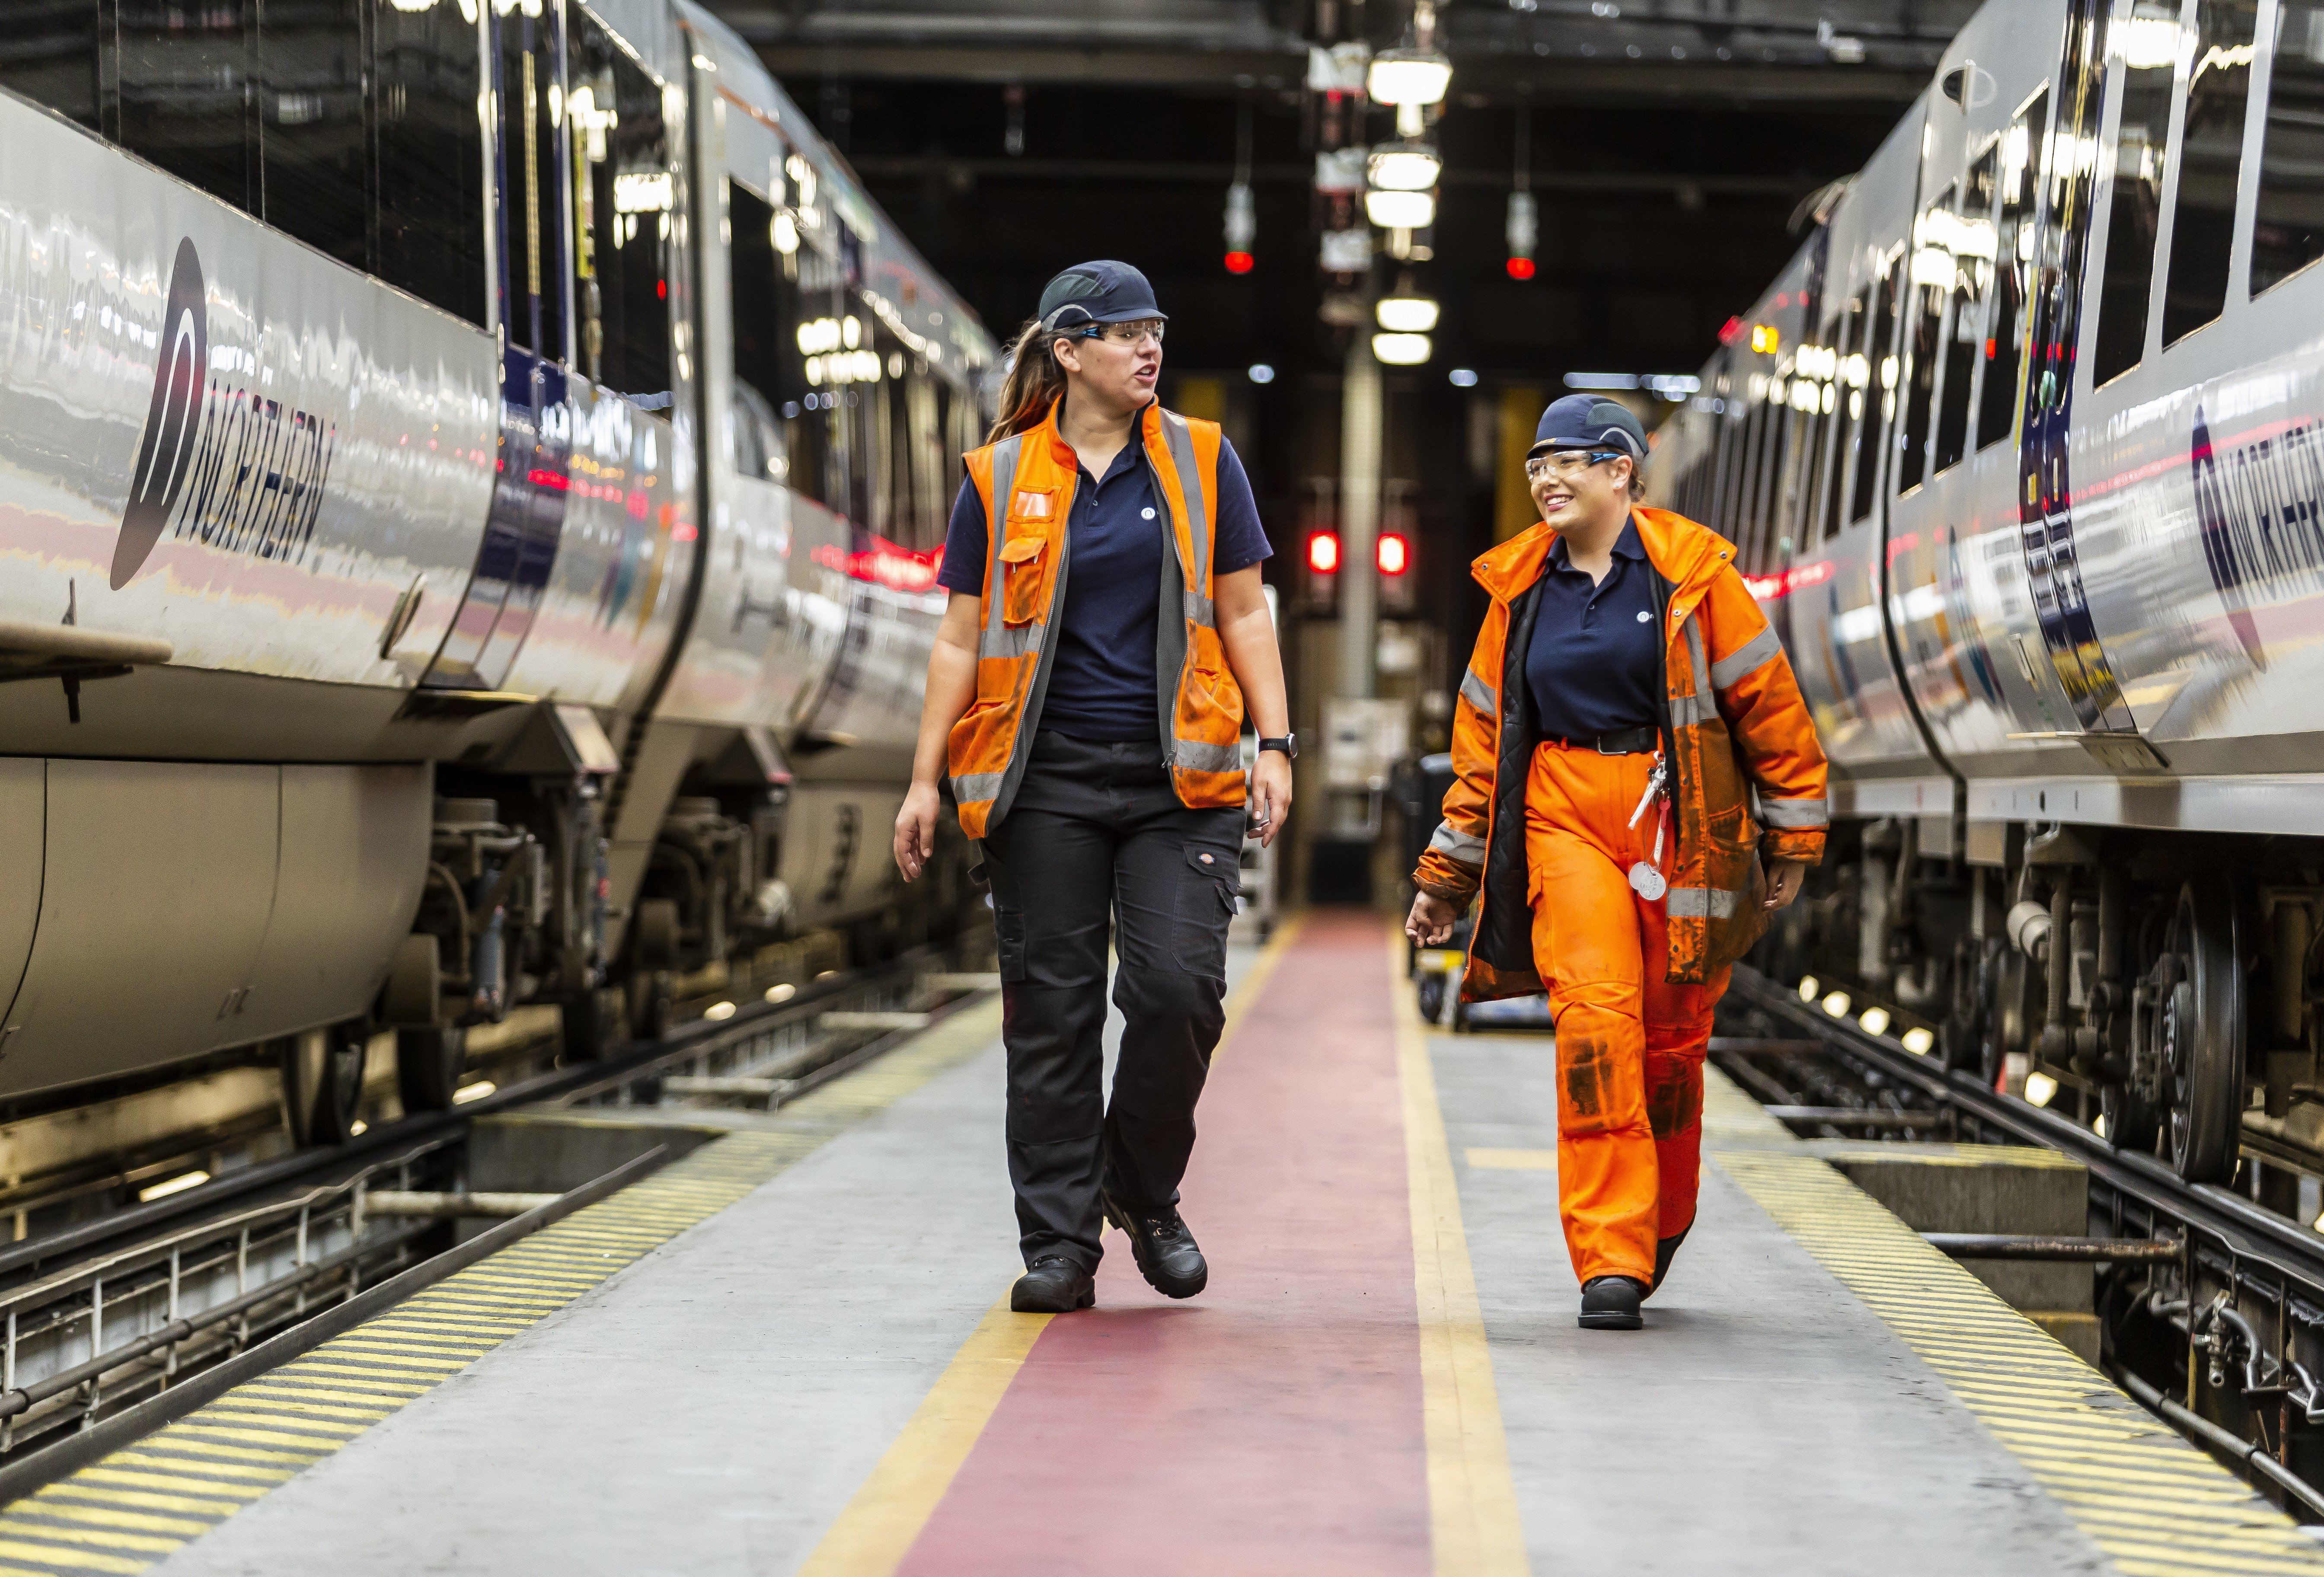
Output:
top-left (1523, 741), bottom-right (1729, 1286)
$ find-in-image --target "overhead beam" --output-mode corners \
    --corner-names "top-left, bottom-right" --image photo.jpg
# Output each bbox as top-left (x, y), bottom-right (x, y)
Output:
top-left (750, 45), bottom-right (1928, 104)
top-left (838, 154), bottom-right (1812, 201)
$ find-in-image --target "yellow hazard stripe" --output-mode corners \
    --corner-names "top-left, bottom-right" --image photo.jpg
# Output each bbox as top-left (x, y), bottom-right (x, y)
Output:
top-left (1707, 1063), bottom-right (2324, 1577)
top-left (0, 992), bottom-right (1006, 1575)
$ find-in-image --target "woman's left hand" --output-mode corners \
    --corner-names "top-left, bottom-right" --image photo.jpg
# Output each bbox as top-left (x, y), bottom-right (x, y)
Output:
top-left (1762, 859), bottom-right (1807, 911)
top-left (1247, 751), bottom-right (1293, 848)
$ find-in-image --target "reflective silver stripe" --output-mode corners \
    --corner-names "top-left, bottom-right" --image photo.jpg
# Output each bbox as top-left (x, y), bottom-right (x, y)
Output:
top-left (1159, 410), bottom-right (1211, 590)
top-left (1184, 590), bottom-right (1215, 627)
top-left (982, 433), bottom-right (1025, 637)
top-left (978, 619), bottom-right (1041, 661)
top-left (1174, 739), bottom-right (1243, 774)
top-left (951, 771), bottom-right (1006, 803)
top-left (1670, 692), bottom-right (1716, 728)
top-left (1709, 623), bottom-right (1784, 689)
top-left (1428, 819), bottom-right (1485, 865)
top-left (1459, 668), bottom-right (1496, 714)
top-left (1682, 612), bottom-right (1715, 718)
top-left (1759, 795), bottom-right (1830, 829)
top-left (1666, 885), bottom-right (1745, 918)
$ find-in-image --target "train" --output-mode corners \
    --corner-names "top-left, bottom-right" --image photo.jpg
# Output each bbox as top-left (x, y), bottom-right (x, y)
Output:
top-left (0, 0), bottom-right (990, 1143)
top-left (1645, 0), bottom-right (2324, 1186)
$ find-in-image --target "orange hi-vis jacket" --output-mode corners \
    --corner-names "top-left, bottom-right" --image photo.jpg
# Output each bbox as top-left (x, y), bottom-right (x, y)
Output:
top-left (946, 398), bottom-right (1248, 838)
top-left (1413, 506), bottom-right (1829, 997)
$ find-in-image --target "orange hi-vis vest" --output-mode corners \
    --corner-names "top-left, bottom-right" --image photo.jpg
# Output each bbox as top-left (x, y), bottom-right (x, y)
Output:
top-left (946, 398), bottom-right (1248, 838)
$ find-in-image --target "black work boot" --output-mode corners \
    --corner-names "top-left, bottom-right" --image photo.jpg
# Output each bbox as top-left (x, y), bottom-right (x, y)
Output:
top-left (1649, 1225), bottom-right (1692, 1296)
top-left (1011, 1256), bottom-right (1096, 1313)
top-left (1579, 1275), bottom-right (1646, 1331)
top-left (1101, 1187), bottom-right (1209, 1299)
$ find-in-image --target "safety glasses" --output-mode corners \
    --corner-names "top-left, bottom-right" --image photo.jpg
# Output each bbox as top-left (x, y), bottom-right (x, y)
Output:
top-left (1076, 318), bottom-right (1166, 347)
top-left (1524, 449), bottom-right (1624, 483)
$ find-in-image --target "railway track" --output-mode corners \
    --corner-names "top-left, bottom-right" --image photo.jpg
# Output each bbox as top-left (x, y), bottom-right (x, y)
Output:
top-left (0, 947), bottom-right (994, 1493)
top-left (1718, 964), bottom-right (2324, 1521)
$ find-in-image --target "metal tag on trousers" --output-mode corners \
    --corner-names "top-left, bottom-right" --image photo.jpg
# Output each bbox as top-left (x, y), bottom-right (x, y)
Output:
top-left (1628, 861), bottom-right (1667, 901)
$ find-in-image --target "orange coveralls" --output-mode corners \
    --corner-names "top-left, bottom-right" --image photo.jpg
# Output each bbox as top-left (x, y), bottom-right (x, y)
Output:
top-left (1414, 507), bottom-right (1828, 1289)
top-left (1525, 741), bottom-right (1725, 1283)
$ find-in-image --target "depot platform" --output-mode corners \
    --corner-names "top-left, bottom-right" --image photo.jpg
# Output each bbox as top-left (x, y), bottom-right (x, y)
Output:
top-left (0, 911), bottom-right (2316, 1577)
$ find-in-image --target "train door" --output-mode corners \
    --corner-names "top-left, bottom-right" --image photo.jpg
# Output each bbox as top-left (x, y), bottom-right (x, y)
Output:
top-left (2013, 0), bottom-right (2171, 769)
top-left (421, 0), bottom-right (574, 694)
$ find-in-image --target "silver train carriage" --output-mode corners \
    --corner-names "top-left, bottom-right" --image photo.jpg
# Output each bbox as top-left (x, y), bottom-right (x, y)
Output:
top-left (0, 0), bottom-right (994, 1138)
top-left (1644, 0), bottom-right (2324, 1185)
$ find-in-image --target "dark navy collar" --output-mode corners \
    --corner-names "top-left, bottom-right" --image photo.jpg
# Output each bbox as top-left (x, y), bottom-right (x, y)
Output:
top-left (1546, 513), bottom-right (1644, 571)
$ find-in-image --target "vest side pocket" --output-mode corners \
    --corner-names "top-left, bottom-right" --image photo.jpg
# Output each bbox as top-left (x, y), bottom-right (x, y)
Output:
top-left (998, 533), bottom-right (1047, 626)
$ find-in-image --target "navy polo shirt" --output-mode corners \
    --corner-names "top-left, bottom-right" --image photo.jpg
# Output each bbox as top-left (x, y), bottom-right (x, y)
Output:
top-left (1525, 516), bottom-right (1664, 744)
top-left (936, 430), bottom-right (1271, 743)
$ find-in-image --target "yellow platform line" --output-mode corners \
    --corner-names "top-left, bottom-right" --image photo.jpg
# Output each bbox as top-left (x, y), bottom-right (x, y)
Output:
top-left (0, 990), bottom-right (1012, 1574)
top-left (1390, 924), bottom-right (1529, 1576)
top-left (793, 917), bottom-right (1307, 1577)
top-left (1704, 1070), bottom-right (2324, 1576)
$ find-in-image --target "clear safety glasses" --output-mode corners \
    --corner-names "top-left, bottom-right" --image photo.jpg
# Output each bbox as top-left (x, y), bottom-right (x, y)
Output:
top-left (1079, 318), bottom-right (1166, 347)
top-left (1524, 449), bottom-right (1624, 483)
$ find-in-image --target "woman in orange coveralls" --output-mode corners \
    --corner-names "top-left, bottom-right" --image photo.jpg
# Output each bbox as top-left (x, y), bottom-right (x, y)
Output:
top-left (1405, 395), bottom-right (1829, 1332)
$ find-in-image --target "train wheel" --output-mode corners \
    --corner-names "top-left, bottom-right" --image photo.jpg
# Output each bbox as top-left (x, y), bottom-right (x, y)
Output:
top-left (396, 1026), bottom-right (468, 1114)
top-left (562, 987), bottom-right (621, 1061)
top-left (2101, 1077), bottom-right (2160, 1152)
top-left (2161, 876), bottom-right (2245, 1183)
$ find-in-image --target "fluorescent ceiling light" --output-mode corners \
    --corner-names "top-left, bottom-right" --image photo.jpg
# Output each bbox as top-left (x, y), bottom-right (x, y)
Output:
top-left (1376, 294), bottom-right (1440, 332)
top-left (1367, 48), bottom-right (1452, 106)
top-left (1367, 141), bottom-right (1441, 192)
top-left (1371, 332), bottom-right (1431, 365)
top-left (1364, 188), bottom-right (1435, 230)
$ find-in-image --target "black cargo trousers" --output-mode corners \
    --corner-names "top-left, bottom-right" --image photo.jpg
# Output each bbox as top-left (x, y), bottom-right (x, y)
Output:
top-left (980, 731), bottom-right (1244, 1271)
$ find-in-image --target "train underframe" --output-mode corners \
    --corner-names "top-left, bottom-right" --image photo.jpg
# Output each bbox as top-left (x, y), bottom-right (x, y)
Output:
top-left (1766, 812), bottom-right (2299, 1186)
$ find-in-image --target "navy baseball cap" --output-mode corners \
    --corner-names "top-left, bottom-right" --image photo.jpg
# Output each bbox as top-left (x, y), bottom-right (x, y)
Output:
top-left (1038, 261), bottom-right (1167, 331)
top-left (1529, 394), bottom-right (1649, 460)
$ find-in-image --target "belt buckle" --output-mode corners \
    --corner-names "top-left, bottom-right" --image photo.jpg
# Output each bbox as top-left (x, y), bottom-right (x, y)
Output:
top-left (1594, 734), bottom-right (1623, 756)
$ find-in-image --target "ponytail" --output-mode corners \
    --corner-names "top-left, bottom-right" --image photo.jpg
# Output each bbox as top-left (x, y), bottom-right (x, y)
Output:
top-left (987, 319), bottom-right (1070, 443)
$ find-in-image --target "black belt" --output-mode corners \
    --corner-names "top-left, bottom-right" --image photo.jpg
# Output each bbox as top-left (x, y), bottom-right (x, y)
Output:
top-left (1542, 725), bottom-right (1658, 756)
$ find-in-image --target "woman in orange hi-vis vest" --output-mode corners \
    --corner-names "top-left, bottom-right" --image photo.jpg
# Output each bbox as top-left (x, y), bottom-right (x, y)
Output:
top-left (1407, 395), bottom-right (1828, 1332)
top-left (894, 262), bottom-right (1293, 1316)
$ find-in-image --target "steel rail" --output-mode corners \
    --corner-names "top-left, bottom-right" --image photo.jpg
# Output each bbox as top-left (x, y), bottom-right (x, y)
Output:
top-left (0, 951), bottom-right (930, 1283)
top-left (0, 1146), bottom-right (667, 1505)
top-left (1728, 966), bottom-right (2324, 1290)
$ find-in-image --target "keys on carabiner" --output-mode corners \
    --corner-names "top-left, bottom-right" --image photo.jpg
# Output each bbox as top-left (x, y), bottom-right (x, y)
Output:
top-left (1627, 759), bottom-right (1668, 830)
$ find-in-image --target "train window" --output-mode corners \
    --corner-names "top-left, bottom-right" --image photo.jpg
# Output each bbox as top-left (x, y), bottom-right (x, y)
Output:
top-left (375, 0), bottom-right (487, 325)
top-left (16, 1), bottom-right (487, 327)
top-left (4, 3), bottom-right (104, 131)
top-left (1936, 153), bottom-right (1995, 472)
top-left (1802, 316), bottom-right (1841, 540)
top-left (1898, 189), bottom-right (1952, 495)
top-left (570, 16), bottom-right (672, 399)
top-left (1851, 268), bottom-right (1898, 524)
top-left (259, 0), bottom-right (369, 276)
top-left (497, 10), bottom-right (564, 360)
top-left (1978, 89), bottom-right (2044, 450)
top-left (2252, 0), bottom-right (2324, 295)
top-left (1733, 398), bottom-right (1769, 554)
top-left (779, 245), bottom-right (850, 514)
top-left (2162, 0), bottom-right (2259, 345)
top-left (114, 1), bottom-right (257, 212)
top-left (2093, 6), bottom-right (2177, 385)
top-left (1827, 290), bottom-right (1867, 540)
top-left (728, 181), bottom-right (788, 483)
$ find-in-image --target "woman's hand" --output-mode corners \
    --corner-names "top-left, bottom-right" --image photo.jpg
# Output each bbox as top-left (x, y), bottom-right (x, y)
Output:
top-left (1406, 892), bottom-right (1460, 946)
top-left (1247, 751), bottom-right (1293, 847)
top-left (894, 781), bottom-right (942, 881)
top-left (1762, 859), bottom-right (1807, 911)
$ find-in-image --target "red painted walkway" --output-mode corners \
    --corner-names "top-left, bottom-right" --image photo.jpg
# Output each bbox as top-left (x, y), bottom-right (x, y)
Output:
top-left (897, 911), bottom-right (1432, 1576)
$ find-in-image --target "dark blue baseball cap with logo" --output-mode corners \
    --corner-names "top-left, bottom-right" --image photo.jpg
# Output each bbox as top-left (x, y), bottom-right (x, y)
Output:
top-left (1529, 393), bottom-right (1649, 460)
top-left (1038, 260), bottom-right (1168, 330)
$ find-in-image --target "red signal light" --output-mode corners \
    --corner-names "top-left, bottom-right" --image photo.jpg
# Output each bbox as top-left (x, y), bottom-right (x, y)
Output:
top-left (1376, 533), bottom-right (1409, 575)
top-left (1224, 251), bottom-right (1255, 275)
top-left (1306, 531), bottom-right (1341, 575)
top-left (1505, 257), bottom-right (1536, 281)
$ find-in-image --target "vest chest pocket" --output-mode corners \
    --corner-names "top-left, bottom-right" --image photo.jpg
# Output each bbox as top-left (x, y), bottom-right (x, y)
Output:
top-left (998, 533), bottom-right (1049, 626)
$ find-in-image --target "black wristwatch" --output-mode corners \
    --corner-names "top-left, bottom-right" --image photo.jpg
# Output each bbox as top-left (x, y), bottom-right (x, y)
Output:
top-left (1257, 734), bottom-right (1297, 760)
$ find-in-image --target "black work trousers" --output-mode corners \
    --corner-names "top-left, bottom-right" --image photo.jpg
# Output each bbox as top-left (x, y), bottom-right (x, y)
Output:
top-left (981, 731), bottom-right (1244, 1271)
